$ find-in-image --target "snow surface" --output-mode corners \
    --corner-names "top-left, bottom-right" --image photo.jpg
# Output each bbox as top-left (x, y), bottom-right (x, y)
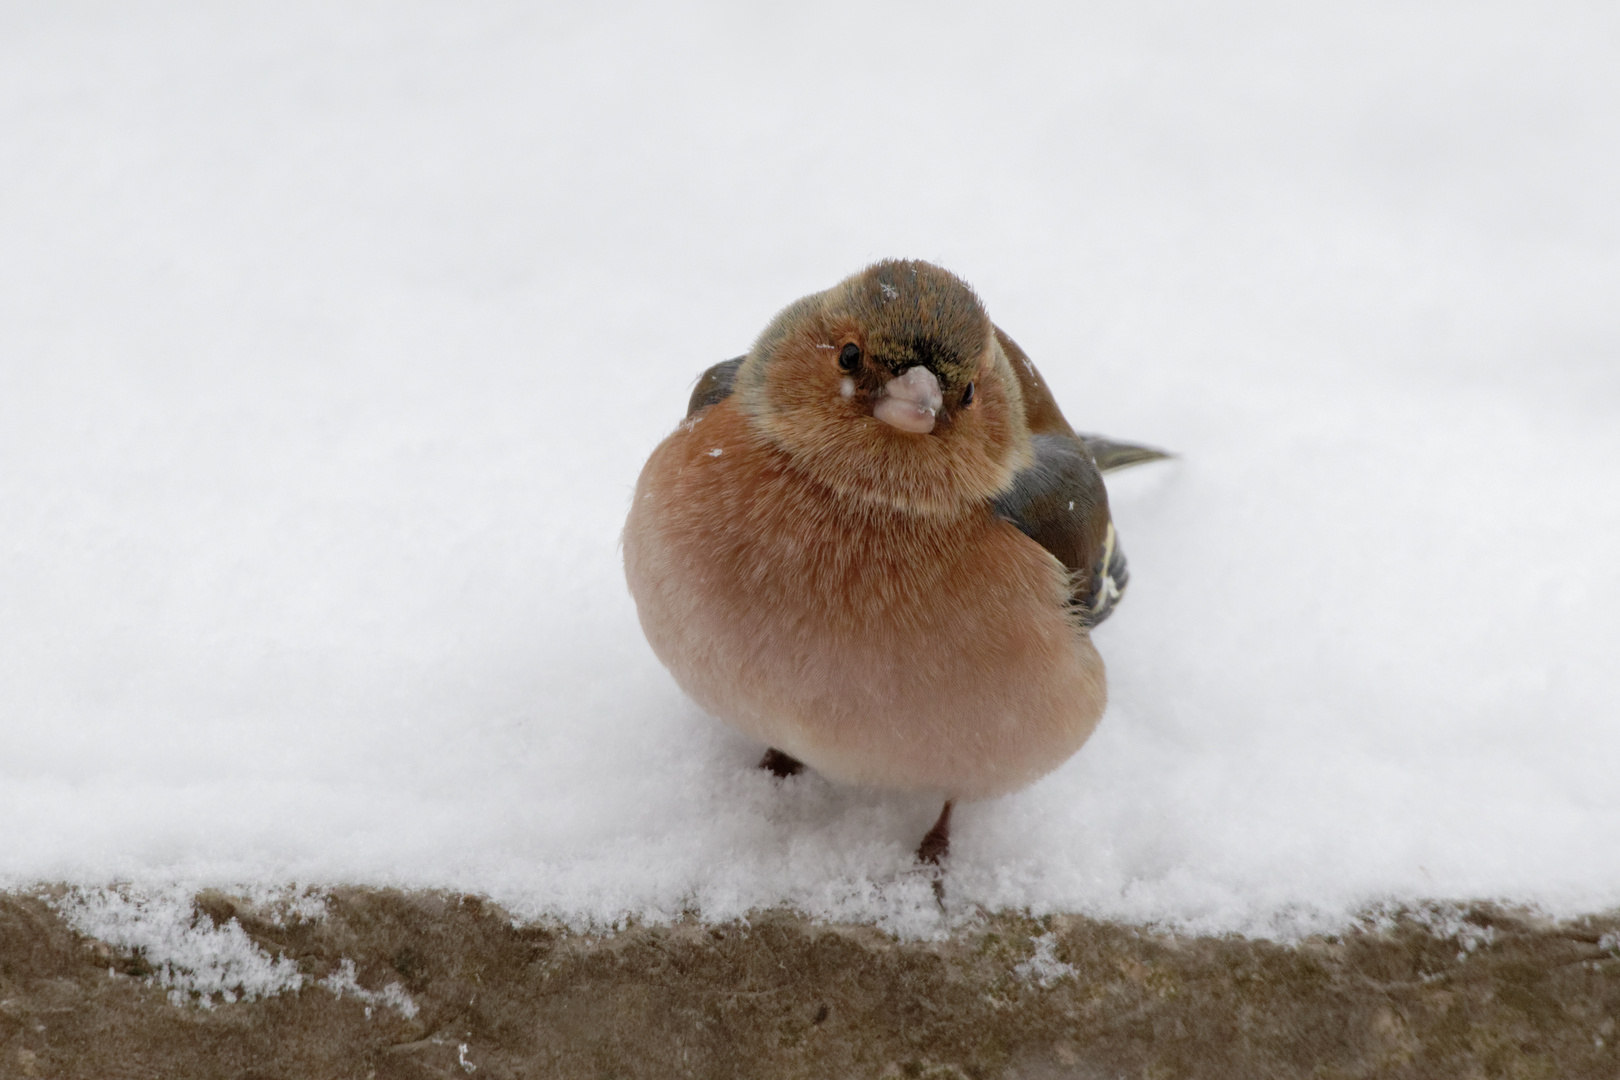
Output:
top-left (3, 2), bottom-right (1618, 939)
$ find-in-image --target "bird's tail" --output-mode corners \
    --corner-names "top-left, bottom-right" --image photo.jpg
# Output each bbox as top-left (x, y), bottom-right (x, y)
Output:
top-left (1079, 435), bottom-right (1172, 474)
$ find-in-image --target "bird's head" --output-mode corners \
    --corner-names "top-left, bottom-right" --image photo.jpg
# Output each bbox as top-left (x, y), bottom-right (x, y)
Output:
top-left (735, 260), bottom-right (1032, 516)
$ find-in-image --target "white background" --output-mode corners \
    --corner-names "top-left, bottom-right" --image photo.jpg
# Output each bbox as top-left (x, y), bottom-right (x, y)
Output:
top-left (3, 2), bottom-right (1617, 936)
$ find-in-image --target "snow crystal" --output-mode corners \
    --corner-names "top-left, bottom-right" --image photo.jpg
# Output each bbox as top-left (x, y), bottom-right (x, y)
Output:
top-left (1013, 933), bottom-right (1076, 987)
top-left (2, 2), bottom-right (1618, 939)
top-left (55, 888), bottom-right (306, 1007)
top-left (319, 958), bottom-right (419, 1019)
top-left (57, 885), bottom-right (418, 1013)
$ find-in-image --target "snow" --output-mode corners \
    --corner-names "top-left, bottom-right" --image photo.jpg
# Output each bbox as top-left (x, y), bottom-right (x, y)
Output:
top-left (56, 887), bottom-right (310, 1007)
top-left (53, 886), bottom-right (419, 1011)
top-left (1014, 933), bottom-right (1077, 988)
top-left (2, 2), bottom-right (1618, 939)
top-left (317, 959), bottom-right (419, 1020)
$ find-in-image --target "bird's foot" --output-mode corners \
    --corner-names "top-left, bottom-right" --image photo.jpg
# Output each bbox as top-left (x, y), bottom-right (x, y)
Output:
top-left (916, 800), bottom-right (954, 908)
top-left (915, 800), bottom-right (954, 865)
top-left (758, 748), bottom-right (806, 778)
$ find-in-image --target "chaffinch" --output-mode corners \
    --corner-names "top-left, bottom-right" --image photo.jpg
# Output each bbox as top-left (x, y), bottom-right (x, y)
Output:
top-left (624, 260), bottom-right (1165, 865)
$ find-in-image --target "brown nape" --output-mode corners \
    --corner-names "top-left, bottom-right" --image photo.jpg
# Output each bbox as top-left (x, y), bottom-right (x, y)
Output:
top-left (993, 325), bottom-right (1075, 438)
top-left (916, 800), bottom-right (954, 865)
top-left (758, 748), bottom-right (806, 778)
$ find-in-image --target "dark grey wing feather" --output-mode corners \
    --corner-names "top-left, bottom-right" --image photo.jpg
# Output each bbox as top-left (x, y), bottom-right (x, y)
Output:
top-left (686, 356), bottom-right (745, 416)
top-left (1078, 434), bottom-right (1171, 473)
top-left (993, 432), bottom-right (1149, 628)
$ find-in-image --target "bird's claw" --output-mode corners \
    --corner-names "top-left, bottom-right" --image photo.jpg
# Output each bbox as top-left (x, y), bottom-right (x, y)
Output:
top-left (758, 748), bottom-right (805, 778)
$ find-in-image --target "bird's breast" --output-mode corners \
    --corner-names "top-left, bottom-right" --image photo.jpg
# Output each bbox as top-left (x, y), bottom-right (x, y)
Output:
top-left (623, 402), bottom-right (1107, 800)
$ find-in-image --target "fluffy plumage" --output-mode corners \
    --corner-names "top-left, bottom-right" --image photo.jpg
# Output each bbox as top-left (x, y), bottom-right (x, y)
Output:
top-left (624, 260), bottom-right (1164, 861)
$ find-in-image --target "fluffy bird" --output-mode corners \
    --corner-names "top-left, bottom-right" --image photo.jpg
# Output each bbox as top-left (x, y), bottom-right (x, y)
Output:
top-left (623, 260), bottom-right (1164, 865)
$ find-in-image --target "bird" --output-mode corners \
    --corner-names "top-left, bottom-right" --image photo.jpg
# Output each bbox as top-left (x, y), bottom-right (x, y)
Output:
top-left (622, 259), bottom-right (1166, 868)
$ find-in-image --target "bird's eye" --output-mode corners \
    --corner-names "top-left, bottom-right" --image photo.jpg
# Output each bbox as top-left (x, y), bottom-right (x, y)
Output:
top-left (961, 381), bottom-right (975, 406)
top-left (838, 343), bottom-right (861, 372)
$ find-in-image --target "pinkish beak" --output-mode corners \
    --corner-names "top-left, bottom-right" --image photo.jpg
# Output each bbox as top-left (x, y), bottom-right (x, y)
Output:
top-left (873, 366), bottom-right (942, 434)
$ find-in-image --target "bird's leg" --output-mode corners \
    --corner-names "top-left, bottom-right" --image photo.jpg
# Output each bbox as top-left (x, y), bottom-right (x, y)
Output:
top-left (758, 748), bottom-right (805, 777)
top-left (916, 800), bottom-right (954, 865)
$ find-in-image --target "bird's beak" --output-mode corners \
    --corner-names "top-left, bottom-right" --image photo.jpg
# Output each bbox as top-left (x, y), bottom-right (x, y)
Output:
top-left (873, 366), bottom-right (942, 434)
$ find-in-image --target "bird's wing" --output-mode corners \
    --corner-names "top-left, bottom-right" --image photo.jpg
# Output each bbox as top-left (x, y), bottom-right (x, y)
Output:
top-left (992, 432), bottom-right (1128, 628)
top-left (686, 356), bottom-right (746, 417)
top-left (991, 326), bottom-right (1167, 628)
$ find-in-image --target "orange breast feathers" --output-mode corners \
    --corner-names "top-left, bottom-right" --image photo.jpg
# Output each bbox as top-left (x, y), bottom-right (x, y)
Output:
top-left (623, 397), bottom-right (1107, 801)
